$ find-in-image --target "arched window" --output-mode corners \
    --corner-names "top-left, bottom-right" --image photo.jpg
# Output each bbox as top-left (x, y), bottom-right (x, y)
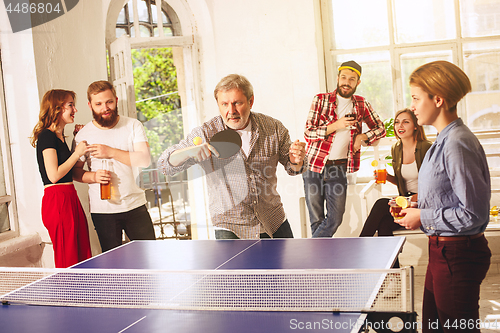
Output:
top-left (108, 0), bottom-right (207, 240)
top-left (115, 0), bottom-right (176, 38)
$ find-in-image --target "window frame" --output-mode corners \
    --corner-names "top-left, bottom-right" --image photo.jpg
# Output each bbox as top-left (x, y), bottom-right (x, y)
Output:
top-left (107, 0), bottom-right (211, 239)
top-left (0, 52), bottom-right (19, 241)
top-left (116, 0), bottom-right (177, 38)
top-left (320, 0), bottom-right (500, 184)
top-left (320, 0), bottom-right (500, 130)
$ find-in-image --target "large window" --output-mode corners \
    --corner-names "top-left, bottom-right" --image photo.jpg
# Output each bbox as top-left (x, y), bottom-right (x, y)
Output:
top-left (113, 0), bottom-right (193, 240)
top-left (322, 0), bottom-right (500, 181)
top-left (322, 0), bottom-right (500, 132)
top-left (0, 54), bottom-right (18, 239)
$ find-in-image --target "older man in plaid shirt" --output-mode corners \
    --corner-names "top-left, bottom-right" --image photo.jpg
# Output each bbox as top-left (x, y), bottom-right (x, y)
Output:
top-left (303, 60), bottom-right (386, 238)
top-left (158, 74), bottom-right (307, 239)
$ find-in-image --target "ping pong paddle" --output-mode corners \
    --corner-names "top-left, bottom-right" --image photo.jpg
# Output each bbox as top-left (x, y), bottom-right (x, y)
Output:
top-left (209, 129), bottom-right (242, 159)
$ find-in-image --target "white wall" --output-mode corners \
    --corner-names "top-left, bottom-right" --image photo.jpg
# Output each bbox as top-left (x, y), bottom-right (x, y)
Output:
top-left (0, 0), bottom-right (325, 265)
top-left (197, 0), bottom-right (324, 237)
top-left (0, 1), bottom-right (110, 259)
top-left (0, 7), bottom-right (43, 240)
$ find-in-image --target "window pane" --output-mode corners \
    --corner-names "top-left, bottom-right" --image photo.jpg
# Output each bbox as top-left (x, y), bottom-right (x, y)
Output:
top-left (153, 27), bottom-right (173, 37)
top-left (162, 12), bottom-right (170, 24)
top-left (0, 203), bottom-right (9, 233)
top-left (400, 50), bottom-right (453, 136)
top-left (116, 28), bottom-right (127, 38)
top-left (331, 0), bottom-right (389, 49)
top-left (460, 0), bottom-right (500, 38)
top-left (0, 59), bottom-right (11, 234)
top-left (140, 25), bottom-right (151, 37)
top-left (127, 1), bottom-right (133, 23)
top-left (0, 146), bottom-right (6, 197)
top-left (151, 3), bottom-right (158, 23)
top-left (337, 52), bottom-right (394, 121)
top-left (394, 0), bottom-right (456, 43)
top-left (117, 7), bottom-right (126, 24)
top-left (138, 0), bottom-right (149, 22)
top-left (464, 40), bottom-right (500, 130)
top-left (400, 50), bottom-right (453, 108)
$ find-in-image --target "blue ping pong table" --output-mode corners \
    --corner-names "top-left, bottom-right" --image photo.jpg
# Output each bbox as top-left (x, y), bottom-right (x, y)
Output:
top-left (0, 237), bottom-right (405, 333)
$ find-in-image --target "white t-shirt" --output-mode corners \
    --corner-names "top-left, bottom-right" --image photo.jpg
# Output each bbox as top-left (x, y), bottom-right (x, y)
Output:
top-left (236, 119), bottom-right (252, 157)
top-left (328, 95), bottom-right (352, 160)
top-left (75, 116), bottom-right (148, 214)
top-left (401, 160), bottom-right (419, 194)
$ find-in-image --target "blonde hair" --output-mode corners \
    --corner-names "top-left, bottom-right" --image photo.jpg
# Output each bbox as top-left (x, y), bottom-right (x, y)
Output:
top-left (30, 89), bottom-right (76, 147)
top-left (409, 61), bottom-right (471, 112)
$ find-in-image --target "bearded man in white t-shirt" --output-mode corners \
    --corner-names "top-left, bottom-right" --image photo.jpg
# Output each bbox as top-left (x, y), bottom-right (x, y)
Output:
top-left (73, 81), bottom-right (155, 252)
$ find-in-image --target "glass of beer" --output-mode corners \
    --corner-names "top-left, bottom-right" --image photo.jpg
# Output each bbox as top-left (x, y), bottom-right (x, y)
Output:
top-left (390, 196), bottom-right (411, 220)
top-left (371, 159), bottom-right (387, 184)
top-left (491, 206), bottom-right (498, 223)
top-left (376, 167), bottom-right (387, 184)
top-left (100, 159), bottom-right (111, 200)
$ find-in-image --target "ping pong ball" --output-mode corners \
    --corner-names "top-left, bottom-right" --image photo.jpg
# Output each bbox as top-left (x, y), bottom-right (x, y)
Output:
top-left (193, 136), bottom-right (202, 145)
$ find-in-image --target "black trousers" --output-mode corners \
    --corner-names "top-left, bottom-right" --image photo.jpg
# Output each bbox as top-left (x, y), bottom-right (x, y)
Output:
top-left (359, 198), bottom-right (404, 237)
top-left (91, 204), bottom-right (156, 252)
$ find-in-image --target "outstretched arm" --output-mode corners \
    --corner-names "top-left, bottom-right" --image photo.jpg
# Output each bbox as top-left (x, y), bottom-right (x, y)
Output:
top-left (86, 141), bottom-right (151, 168)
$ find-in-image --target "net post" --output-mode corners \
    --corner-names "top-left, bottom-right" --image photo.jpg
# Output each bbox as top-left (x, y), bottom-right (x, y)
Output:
top-left (401, 267), bottom-right (407, 312)
top-left (409, 266), bottom-right (414, 314)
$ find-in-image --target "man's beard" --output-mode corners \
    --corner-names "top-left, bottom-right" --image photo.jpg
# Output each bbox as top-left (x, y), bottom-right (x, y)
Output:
top-left (92, 106), bottom-right (119, 127)
top-left (336, 83), bottom-right (357, 98)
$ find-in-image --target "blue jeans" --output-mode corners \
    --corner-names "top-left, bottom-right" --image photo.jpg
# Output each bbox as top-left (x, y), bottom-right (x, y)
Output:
top-left (303, 165), bottom-right (347, 237)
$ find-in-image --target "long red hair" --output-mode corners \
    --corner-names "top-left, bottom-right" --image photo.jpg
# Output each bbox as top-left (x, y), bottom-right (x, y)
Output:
top-left (30, 89), bottom-right (76, 147)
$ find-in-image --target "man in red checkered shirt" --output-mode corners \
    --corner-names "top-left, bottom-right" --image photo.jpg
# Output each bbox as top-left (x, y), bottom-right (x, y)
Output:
top-left (303, 60), bottom-right (386, 237)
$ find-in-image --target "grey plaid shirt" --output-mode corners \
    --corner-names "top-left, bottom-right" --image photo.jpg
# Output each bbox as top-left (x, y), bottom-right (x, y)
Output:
top-left (157, 112), bottom-right (305, 239)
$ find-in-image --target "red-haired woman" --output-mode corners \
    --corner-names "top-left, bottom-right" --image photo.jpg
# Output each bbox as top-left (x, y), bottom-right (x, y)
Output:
top-left (31, 90), bottom-right (92, 268)
top-left (401, 61), bottom-right (491, 332)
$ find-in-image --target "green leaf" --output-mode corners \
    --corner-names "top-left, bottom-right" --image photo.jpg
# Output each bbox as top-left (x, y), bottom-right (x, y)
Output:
top-left (384, 117), bottom-right (395, 137)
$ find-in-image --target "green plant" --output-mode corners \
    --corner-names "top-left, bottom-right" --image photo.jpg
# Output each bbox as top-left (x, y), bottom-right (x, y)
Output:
top-left (383, 117), bottom-right (395, 166)
top-left (384, 117), bottom-right (395, 137)
top-left (132, 48), bottom-right (183, 160)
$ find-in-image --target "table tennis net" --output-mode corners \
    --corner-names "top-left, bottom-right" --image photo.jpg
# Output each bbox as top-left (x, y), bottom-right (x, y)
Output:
top-left (0, 267), bottom-right (413, 313)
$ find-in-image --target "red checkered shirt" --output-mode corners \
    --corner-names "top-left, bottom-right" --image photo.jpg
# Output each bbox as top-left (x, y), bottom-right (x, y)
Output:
top-left (304, 90), bottom-right (386, 173)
